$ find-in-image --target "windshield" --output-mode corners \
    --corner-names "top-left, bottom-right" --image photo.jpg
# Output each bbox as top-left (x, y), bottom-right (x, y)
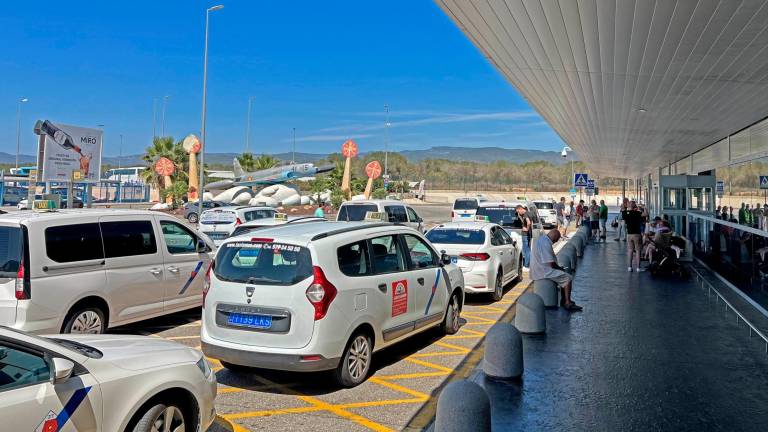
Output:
top-left (337, 204), bottom-right (378, 221)
top-left (214, 241), bottom-right (313, 285)
top-left (535, 202), bottom-right (554, 209)
top-left (427, 228), bottom-right (485, 245)
top-left (0, 226), bottom-right (23, 278)
top-left (453, 199), bottom-right (478, 210)
top-left (231, 224), bottom-right (271, 237)
top-left (477, 207), bottom-right (519, 227)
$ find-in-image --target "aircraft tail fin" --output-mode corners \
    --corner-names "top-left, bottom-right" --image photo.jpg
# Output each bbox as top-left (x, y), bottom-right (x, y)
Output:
top-left (233, 158), bottom-right (245, 178)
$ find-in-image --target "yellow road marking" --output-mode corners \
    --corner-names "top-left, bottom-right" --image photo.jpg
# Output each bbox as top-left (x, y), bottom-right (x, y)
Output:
top-left (224, 405), bottom-right (323, 419)
top-left (299, 396), bottom-right (395, 432)
top-left (475, 305), bottom-right (506, 312)
top-left (214, 414), bottom-right (250, 432)
top-left (367, 377), bottom-right (430, 400)
top-left (434, 341), bottom-right (471, 353)
top-left (404, 357), bottom-right (455, 373)
top-left (375, 371), bottom-right (449, 380)
top-left (409, 350), bottom-right (466, 358)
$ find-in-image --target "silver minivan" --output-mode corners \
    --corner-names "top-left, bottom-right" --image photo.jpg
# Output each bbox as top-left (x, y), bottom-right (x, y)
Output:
top-left (336, 199), bottom-right (425, 232)
top-left (0, 209), bottom-right (213, 334)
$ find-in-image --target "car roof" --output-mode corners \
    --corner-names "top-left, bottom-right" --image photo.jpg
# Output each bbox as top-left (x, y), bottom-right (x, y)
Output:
top-left (430, 222), bottom-right (495, 230)
top-left (478, 200), bottom-right (533, 208)
top-left (225, 221), bottom-right (407, 246)
top-left (340, 200), bottom-right (405, 206)
top-left (0, 208), bottom-right (166, 225)
top-left (214, 205), bottom-right (275, 211)
top-left (238, 216), bottom-right (325, 227)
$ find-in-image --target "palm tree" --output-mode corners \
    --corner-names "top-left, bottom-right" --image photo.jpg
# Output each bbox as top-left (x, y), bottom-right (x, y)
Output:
top-left (141, 136), bottom-right (188, 192)
top-left (236, 152), bottom-right (257, 171)
top-left (253, 154), bottom-right (279, 170)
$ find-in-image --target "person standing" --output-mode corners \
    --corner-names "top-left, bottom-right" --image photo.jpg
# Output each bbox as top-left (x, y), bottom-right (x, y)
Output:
top-left (739, 203), bottom-right (746, 225)
top-left (615, 198), bottom-right (628, 242)
top-left (599, 199), bottom-right (609, 240)
top-left (589, 200), bottom-right (600, 241)
top-left (564, 201), bottom-right (575, 236)
top-left (313, 204), bottom-right (325, 218)
top-left (555, 197), bottom-right (566, 236)
top-left (623, 201), bottom-right (643, 272)
top-left (516, 204), bottom-right (533, 270)
top-left (575, 200), bottom-right (584, 227)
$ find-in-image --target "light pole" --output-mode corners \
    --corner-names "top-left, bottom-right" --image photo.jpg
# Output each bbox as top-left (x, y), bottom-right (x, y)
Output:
top-left (292, 127), bottom-right (296, 165)
top-left (198, 4), bottom-right (224, 220)
top-left (118, 133), bottom-right (123, 203)
top-left (152, 97), bottom-right (158, 139)
top-left (15, 97), bottom-right (28, 170)
top-left (384, 104), bottom-right (390, 183)
top-left (161, 95), bottom-right (169, 137)
top-left (245, 96), bottom-right (255, 153)
top-left (562, 146), bottom-right (573, 188)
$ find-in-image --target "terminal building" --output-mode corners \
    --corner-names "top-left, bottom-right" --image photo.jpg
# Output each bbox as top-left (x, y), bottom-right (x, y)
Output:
top-left (436, 1), bottom-right (768, 430)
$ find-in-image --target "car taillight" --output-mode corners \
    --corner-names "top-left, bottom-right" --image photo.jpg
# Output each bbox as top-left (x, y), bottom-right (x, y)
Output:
top-left (460, 253), bottom-right (490, 261)
top-left (235, 218), bottom-right (243, 226)
top-left (306, 266), bottom-right (337, 321)
top-left (15, 259), bottom-right (29, 300)
top-left (202, 261), bottom-right (214, 308)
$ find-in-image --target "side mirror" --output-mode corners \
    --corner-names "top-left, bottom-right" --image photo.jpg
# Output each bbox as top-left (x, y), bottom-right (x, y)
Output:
top-left (440, 251), bottom-right (451, 266)
top-left (52, 357), bottom-right (75, 384)
top-left (196, 238), bottom-right (208, 253)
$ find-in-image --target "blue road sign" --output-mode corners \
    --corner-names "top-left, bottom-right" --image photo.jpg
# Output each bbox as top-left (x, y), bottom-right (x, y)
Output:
top-left (761, 176), bottom-right (768, 190)
top-left (569, 187), bottom-right (577, 195)
top-left (574, 173), bottom-right (589, 187)
top-left (586, 179), bottom-right (595, 195)
top-left (716, 180), bottom-right (724, 195)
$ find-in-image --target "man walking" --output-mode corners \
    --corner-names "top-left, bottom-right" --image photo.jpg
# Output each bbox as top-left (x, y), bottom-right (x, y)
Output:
top-left (599, 199), bottom-right (609, 240)
top-left (555, 196), bottom-right (566, 236)
top-left (530, 229), bottom-right (582, 311)
top-left (623, 201), bottom-right (643, 272)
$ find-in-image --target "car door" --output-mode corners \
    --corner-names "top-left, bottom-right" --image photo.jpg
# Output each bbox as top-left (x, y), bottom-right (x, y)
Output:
top-left (156, 218), bottom-right (212, 312)
top-left (406, 207), bottom-right (424, 232)
top-left (0, 340), bottom-right (103, 432)
top-left (527, 205), bottom-right (543, 241)
top-left (498, 228), bottom-right (520, 277)
top-left (367, 233), bottom-right (414, 343)
top-left (491, 227), bottom-right (514, 280)
top-left (99, 216), bottom-right (166, 324)
top-left (400, 234), bottom-right (446, 329)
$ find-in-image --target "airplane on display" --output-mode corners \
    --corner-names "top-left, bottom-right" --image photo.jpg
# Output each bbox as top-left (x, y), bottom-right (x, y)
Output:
top-left (204, 158), bottom-right (334, 190)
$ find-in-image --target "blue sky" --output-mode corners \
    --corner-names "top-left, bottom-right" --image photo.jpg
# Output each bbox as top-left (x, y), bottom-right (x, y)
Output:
top-left (0, 0), bottom-right (564, 158)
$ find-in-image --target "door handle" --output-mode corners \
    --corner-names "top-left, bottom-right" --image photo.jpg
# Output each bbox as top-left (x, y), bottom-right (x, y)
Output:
top-left (417, 277), bottom-right (425, 285)
top-left (167, 266), bottom-right (180, 273)
top-left (378, 283), bottom-right (387, 293)
top-left (150, 268), bottom-right (163, 275)
top-left (499, 251), bottom-right (504, 255)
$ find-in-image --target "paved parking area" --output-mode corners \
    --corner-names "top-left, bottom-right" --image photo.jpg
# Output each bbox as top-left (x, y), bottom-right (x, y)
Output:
top-left (113, 278), bottom-right (530, 432)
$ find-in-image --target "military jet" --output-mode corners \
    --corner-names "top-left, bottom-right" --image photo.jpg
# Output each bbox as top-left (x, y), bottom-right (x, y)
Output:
top-left (204, 158), bottom-right (334, 190)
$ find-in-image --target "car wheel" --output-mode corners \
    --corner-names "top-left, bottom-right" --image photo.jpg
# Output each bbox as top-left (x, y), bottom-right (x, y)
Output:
top-left (131, 402), bottom-right (187, 432)
top-left (441, 292), bottom-right (461, 335)
top-left (491, 270), bottom-right (504, 301)
top-left (187, 213), bottom-right (198, 223)
top-left (63, 306), bottom-right (106, 334)
top-left (334, 332), bottom-right (372, 388)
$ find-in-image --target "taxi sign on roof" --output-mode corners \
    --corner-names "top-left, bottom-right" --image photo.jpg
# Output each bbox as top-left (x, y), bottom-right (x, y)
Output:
top-left (475, 215), bottom-right (490, 222)
top-left (33, 200), bottom-right (56, 211)
top-left (273, 212), bottom-right (288, 221)
top-left (364, 211), bottom-right (387, 222)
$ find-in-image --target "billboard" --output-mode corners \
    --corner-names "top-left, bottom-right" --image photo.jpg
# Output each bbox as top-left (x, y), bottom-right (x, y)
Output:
top-left (34, 120), bottom-right (102, 183)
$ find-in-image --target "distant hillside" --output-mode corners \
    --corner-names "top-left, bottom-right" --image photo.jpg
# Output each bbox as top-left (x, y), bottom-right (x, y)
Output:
top-left (3, 147), bottom-right (573, 168)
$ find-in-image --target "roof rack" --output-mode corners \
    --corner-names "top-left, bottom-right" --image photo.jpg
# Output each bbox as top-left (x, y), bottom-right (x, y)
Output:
top-left (311, 223), bottom-right (392, 241)
top-left (286, 216), bottom-right (326, 225)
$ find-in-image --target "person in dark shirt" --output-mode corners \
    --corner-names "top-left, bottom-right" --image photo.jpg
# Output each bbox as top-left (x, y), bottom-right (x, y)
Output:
top-left (622, 201), bottom-right (643, 272)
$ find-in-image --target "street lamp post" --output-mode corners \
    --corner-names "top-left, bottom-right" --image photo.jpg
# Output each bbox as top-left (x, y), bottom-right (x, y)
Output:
top-left (198, 4), bottom-right (224, 222)
top-left (245, 96), bottom-right (255, 153)
top-left (292, 127), bottom-right (296, 165)
top-left (161, 95), bottom-right (169, 137)
top-left (15, 97), bottom-right (29, 170)
top-left (152, 97), bottom-right (158, 139)
top-left (384, 104), bottom-right (390, 182)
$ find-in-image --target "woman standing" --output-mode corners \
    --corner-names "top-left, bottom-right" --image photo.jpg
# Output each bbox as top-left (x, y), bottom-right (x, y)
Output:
top-left (589, 200), bottom-right (600, 241)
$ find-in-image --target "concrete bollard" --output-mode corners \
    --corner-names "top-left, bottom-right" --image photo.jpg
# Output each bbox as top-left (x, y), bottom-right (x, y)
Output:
top-left (557, 250), bottom-right (572, 271)
top-left (515, 292), bottom-right (546, 334)
top-left (483, 322), bottom-right (523, 379)
top-left (565, 245), bottom-right (578, 269)
top-left (435, 380), bottom-right (491, 432)
top-left (572, 235), bottom-right (584, 256)
top-left (533, 279), bottom-right (558, 308)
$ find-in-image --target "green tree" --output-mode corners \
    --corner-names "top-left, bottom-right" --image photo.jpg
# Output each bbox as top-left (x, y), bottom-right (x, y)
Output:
top-left (160, 180), bottom-right (189, 209)
top-left (141, 136), bottom-right (188, 190)
top-left (253, 154), bottom-right (279, 170)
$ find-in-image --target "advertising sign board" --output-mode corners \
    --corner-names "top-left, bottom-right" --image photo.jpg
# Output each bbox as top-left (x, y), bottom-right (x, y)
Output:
top-left (34, 120), bottom-right (102, 183)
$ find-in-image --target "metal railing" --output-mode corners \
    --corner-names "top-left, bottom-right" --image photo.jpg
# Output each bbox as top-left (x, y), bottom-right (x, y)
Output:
top-left (689, 263), bottom-right (768, 354)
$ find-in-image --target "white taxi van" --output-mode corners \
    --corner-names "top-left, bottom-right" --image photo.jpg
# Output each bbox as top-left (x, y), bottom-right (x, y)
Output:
top-left (0, 208), bottom-right (213, 334)
top-left (201, 222), bottom-right (464, 387)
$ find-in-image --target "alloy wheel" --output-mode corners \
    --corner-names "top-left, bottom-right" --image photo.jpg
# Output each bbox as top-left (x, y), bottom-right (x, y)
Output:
top-left (346, 335), bottom-right (371, 381)
top-left (150, 405), bottom-right (185, 432)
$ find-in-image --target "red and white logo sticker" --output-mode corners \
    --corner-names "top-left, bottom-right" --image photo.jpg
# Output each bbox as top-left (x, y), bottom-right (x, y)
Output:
top-left (391, 279), bottom-right (408, 317)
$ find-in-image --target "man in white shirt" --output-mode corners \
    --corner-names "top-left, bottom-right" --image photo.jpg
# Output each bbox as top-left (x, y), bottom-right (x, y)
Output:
top-left (530, 230), bottom-right (583, 311)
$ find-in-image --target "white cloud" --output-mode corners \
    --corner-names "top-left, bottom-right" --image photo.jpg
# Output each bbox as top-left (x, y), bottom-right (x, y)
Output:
top-left (317, 110), bottom-right (540, 133)
top-left (286, 134), bottom-right (372, 143)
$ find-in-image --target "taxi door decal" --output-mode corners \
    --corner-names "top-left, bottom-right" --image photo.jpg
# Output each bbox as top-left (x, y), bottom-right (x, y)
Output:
top-left (178, 260), bottom-right (204, 295)
top-left (35, 386), bottom-right (92, 432)
top-left (391, 280), bottom-right (408, 317)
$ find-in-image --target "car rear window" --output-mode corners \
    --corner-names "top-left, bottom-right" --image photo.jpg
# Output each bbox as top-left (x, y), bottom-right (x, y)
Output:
top-left (337, 204), bottom-right (377, 221)
top-left (201, 210), bottom-right (237, 225)
top-left (476, 207), bottom-right (518, 227)
top-left (426, 228), bottom-right (485, 245)
top-left (453, 199), bottom-right (478, 210)
top-left (215, 241), bottom-right (312, 286)
top-left (243, 209), bottom-right (275, 221)
top-left (231, 225), bottom-right (269, 237)
top-left (0, 226), bottom-right (23, 277)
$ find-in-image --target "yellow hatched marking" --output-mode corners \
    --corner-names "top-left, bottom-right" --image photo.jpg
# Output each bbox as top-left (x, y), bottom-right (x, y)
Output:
top-left (434, 341), bottom-right (472, 353)
top-left (375, 371), bottom-right (449, 380)
top-left (298, 396), bottom-right (395, 432)
top-left (404, 357), bottom-right (454, 373)
top-left (367, 377), bottom-right (430, 400)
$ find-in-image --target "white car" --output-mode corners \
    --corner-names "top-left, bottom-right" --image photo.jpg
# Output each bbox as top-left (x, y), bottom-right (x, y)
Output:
top-left (532, 200), bottom-right (558, 229)
top-left (336, 200), bottom-right (424, 232)
top-left (201, 222), bottom-right (464, 387)
top-left (0, 209), bottom-right (213, 334)
top-left (199, 206), bottom-right (276, 245)
top-left (229, 215), bottom-right (326, 238)
top-left (0, 326), bottom-right (217, 432)
top-left (427, 222), bottom-right (522, 301)
top-left (451, 196), bottom-right (487, 222)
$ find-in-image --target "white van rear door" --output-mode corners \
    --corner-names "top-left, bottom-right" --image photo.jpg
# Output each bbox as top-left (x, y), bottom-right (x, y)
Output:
top-left (0, 225), bottom-right (23, 326)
